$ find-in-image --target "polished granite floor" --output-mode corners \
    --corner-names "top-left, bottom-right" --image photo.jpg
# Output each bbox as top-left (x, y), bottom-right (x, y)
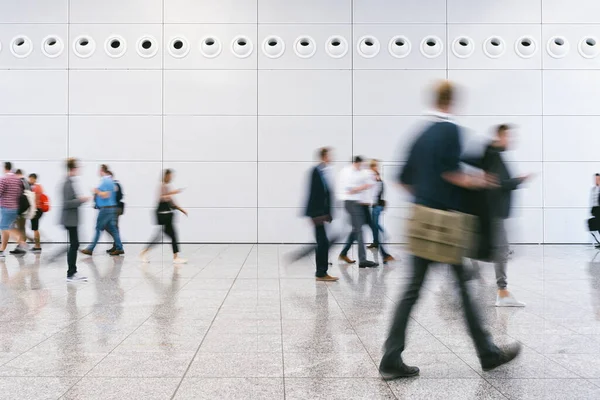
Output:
top-left (1, 243), bottom-right (600, 399)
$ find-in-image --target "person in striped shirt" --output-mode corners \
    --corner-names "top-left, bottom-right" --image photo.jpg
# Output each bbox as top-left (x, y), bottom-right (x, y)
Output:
top-left (0, 162), bottom-right (25, 258)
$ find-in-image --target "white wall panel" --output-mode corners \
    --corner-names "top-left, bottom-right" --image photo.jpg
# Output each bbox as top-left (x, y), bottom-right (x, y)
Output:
top-left (353, 70), bottom-right (446, 115)
top-left (163, 24), bottom-right (257, 70)
top-left (165, 0), bottom-right (258, 23)
top-left (0, 117), bottom-right (67, 161)
top-left (0, 71), bottom-right (67, 114)
top-left (259, 70), bottom-right (351, 116)
top-left (70, 0), bottom-right (162, 23)
top-left (447, 25), bottom-right (542, 70)
top-left (164, 116), bottom-right (257, 162)
top-left (543, 117), bottom-right (600, 162)
top-left (258, 117), bottom-right (352, 162)
top-left (544, 208), bottom-right (591, 243)
top-left (178, 208), bottom-right (257, 243)
top-left (70, 116), bottom-right (162, 162)
top-left (69, 24), bottom-right (162, 69)
top-left (381, 207), bottom-right (410, 244)
top-left (79, 162), bottom-right (163, 208)
top-left (544, 162), bottom-right (600, 208)
top-left (69, 70), bottom-right (161, 115)
top-left (164, 70), bottom-right (257, 115)
top-left (381, 164), bottom-right (412, 208)
top-left (258, 25), bottom-right (351, 70)
top-left (0, 1), bottom-right (594, 244)
top-left (354, 0), bottom-right (446, 24)
top-left (163, 162), bottom-right (257, 208)
top-left (354, 117), bottom-right (429, 163)
top-left (449, 70), bottom-right (542, 115)
top-left (259, 0), bottom-right (350, 23)
top-left (258, 208), bottom-right (314, 243)
top-left (353, 25), bottom-right (447, 70)
top-left (543, 0), bottom-right (600, 23)
top-left (0, 1), bottom-right (68, 23)
top-left (0, 25), bottom-right (68, 69)
top-left (544, 70), bottom-right (600, 116)
top-left (447, 0), bottom-right (541, 23)
top-left (507, 208), bottom-right (543, 244)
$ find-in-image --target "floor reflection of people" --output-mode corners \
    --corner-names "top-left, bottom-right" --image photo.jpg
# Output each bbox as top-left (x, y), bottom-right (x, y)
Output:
top-left (589, 252), bottom-right (600, 320)
top-left (84, 256), bottom-right (125, 341)
top-left (143, 268), bottom-right (181, 350)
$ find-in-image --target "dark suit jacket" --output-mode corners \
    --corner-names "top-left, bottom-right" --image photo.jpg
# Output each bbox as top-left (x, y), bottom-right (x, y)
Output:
top-left (464, 144), bottom-right (522, 219)
top-left (305, 165), bottom-right (331, 220)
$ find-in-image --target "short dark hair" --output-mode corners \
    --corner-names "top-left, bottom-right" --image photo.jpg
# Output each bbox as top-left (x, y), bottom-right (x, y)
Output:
top-left (4, 162), bottom-right (11, 171)
top-left (596, 173), bottom-right (600, 177)
top-left (29, 173), bottom-right (37, 180)
top-left (497, 124), bottom-right (511, 136)
top-left (319, 147), bottom-right (330, 161)
top-left (67, 158), bottom-right (78, 171)
top-left (15, 169), bottom-right (23, 175)
top-left (353, 156), bottom-right (363, 164)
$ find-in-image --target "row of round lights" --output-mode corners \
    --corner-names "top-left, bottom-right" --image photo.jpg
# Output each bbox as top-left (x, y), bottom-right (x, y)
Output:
top-left (1, 34), bottom-right (599, 60)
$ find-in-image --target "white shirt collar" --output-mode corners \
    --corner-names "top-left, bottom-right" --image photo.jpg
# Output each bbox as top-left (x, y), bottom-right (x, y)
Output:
top-left (426, 109), bottom-right (454, 122)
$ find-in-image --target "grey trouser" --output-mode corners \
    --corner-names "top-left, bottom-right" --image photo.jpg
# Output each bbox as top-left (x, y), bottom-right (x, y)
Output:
top-left (341, 200), bottom-right (367, 263)
top-left (492, 218), bottom-right (509, 290)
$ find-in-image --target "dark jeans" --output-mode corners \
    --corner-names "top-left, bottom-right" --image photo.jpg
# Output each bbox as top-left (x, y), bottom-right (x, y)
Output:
top-left (87, 208), bottom-right (123, 251)
top-left (110, 208), bottom-right (123, 249)
top-left (315, 224), bottom-right (329, 277)
top-left (145, 214), bottom-right (179, 254)
top-left (370, 205), bottom-right (391, 258)
top-left (340, 201), bottom-right (367, 263)
top-left (383, 256), bottom-right (501, 367)
top-left (66, 226), bottom-right (79, 277)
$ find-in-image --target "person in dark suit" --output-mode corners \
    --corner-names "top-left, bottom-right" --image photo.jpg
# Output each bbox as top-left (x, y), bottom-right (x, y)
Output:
top-left (61, 158), bottom-right (90, 282)
top-left (305, 147), bottom-right (338, 282)
top-left (464, 125), bottom-right (530, 306)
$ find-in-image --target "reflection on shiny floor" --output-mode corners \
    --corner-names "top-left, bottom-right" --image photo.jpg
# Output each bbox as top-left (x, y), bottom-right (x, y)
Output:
top-left (1, 244), bottom-right (600, 399)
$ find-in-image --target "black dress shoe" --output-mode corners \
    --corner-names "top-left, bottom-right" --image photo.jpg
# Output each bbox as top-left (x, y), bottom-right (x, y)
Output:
top-left (9, 248), bottom-right (26, 255)
top-left (106, 247), bottom-right (116, 254)
top-left (359, 260), bottom-right (379, 268)
top-left (482, 343), bottom-right (522, 371)
top-left (379, 361), bottom-right (420, 380)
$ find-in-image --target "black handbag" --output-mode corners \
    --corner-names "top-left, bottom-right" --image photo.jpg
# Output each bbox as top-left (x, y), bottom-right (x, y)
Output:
top-left (156, 201), bottom-right (172, 225)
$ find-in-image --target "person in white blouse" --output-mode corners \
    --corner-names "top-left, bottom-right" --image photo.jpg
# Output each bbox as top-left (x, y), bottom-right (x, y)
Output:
top-left (338, 156), bottom-right (378, 268)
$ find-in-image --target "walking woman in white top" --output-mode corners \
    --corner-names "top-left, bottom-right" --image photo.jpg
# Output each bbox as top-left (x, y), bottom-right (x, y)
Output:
top-left (140, 169), bottom-right (187, 264)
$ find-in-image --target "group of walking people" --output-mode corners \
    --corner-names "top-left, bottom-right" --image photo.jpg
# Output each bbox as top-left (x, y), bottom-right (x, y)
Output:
top-left (305, 80), bottom-right (528, 378)
top-left (0, 159), bottom-right (187, 282)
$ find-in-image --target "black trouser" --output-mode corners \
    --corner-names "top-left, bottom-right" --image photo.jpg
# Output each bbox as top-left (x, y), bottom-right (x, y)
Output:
top-left (340, 200), bottom-right (367, 263)
top-left (315, 224), bottom-right (329, 277)
top-left (383, 256), bottom-right (501, 367)
top-left (66, 226), bottom-right (79, 277)
top-left (146, 214), bottom-right (179, 254)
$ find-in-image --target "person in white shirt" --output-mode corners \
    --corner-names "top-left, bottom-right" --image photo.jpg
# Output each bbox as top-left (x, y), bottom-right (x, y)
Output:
top-left (592, 174), bottom-right (600, 217)
top-left (338, 156), bottom-right (378, 268)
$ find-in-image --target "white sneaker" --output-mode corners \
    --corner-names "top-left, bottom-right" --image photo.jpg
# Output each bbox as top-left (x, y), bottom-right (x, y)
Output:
top-left (173, 257), bottom-right (187, 265)
top-left (67, 273), bottom-right (88, 283)
top-left (139, 252), bottom-right (149, 263)
top-left (495, 293), bottom-right (526, 307)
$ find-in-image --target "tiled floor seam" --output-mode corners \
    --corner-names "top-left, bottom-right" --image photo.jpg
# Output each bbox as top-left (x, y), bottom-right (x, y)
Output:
top-left (168, 244), bottom-right (255, 400)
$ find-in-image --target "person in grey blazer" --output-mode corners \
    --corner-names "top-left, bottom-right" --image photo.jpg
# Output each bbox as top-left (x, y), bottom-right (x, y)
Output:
top-left (62, 158), bottom-right (90, 282)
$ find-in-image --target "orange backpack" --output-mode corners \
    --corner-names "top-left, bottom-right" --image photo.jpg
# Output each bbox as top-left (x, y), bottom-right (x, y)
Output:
top-left (39, 193), bottom-right (50, 212)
